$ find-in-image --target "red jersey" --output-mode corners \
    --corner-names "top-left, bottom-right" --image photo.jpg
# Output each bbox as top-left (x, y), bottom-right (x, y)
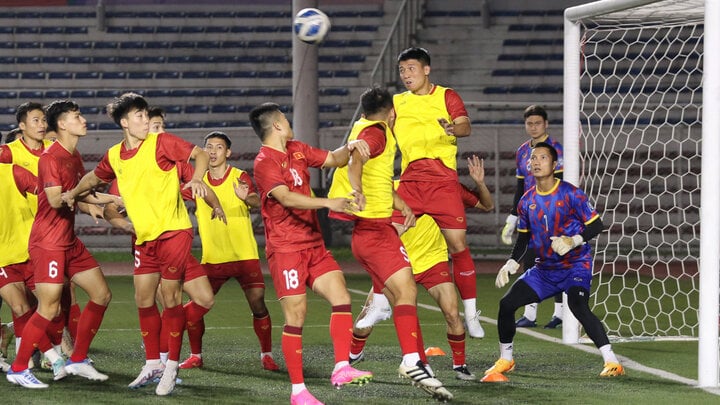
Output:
top-left (29, 142), bottom-right (86, 250)
top-left (253, 140), bottom-right (329, 254)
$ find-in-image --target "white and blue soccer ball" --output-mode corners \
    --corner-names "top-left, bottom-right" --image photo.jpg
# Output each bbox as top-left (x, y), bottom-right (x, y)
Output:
top-left (293, 8), bottom-right (331, 45)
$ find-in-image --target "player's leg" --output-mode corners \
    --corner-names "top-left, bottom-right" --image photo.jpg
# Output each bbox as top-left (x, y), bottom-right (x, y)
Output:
top-left (517, 253), bottom-right (539, 327)
top-left (129, 271), bottom-right (165, 389)
top-left (566, 286), bottom-right (624, 377)
top-left (441, 227), bottom-right (484, 339)
top-left (349, 288), bottom-right (376, 364)
top-left (178, 267), bottom-right (214, 370)
top-left (312, 269), bottom-right (373, 388)
top-left (279, 294), bottom-right (316, 403)
top-left (543, 292), bottom-right (564, 329)
top-left (483, 279), bottom-right (539, 380)
top-left (426, 280), bottom-right (475, 380)
top-left (66, 265), bottom-right (111, 381)
top-left (0, 281), bottom-right (32, 372)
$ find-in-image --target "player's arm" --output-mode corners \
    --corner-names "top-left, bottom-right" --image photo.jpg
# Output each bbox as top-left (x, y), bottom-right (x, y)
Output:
top-left (103, 201), bottom-right (134, 234)
top-left (495, 230), bottom-right (529, 288)
top-left (440, 89), bottom-right (471, 138)
top-left (347, 147), bottom-right (368, 211)
top-left (392, 189), bottom-right (415, 229)
top-left (63, 171), bottom-right (108, 207)
top-left (233, 179), bottom-right (260, 208)
top-left (270, 185), bottom-right (356, 214)
top-left (200, 186), bottom-right (227, 224)
top-left (323, 139), bottom-right (370, 168)
top-left (183, 146), bottom-right (210, 199)
top-left (466, 154), bottom-right (494, 211)
top-left (550, 216), bottom-right (604, 256)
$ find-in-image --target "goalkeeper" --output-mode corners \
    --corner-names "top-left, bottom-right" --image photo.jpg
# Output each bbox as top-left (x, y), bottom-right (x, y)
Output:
top-left (483, 142), bottom-right (624, 381)
top-left (501, 105), bottom-right (565, 329)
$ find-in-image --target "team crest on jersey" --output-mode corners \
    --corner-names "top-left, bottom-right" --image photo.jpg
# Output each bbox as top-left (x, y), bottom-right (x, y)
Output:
top-left (168, 266), bottom-right (177, 273)
top-left (529, 203), bottom-right (537, 210)
top-left (557, 201), bottom-right (564, 207)
top-left (281, 161), bottom-right (287, 168)
top-left (456, 216), bottom-right (464, 223)
top-left (293, 152), bottom-right (305, 160)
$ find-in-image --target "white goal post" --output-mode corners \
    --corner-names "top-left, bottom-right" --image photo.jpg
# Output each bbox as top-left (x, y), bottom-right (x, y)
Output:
top-left (563, 0), bottom-right (718, 387)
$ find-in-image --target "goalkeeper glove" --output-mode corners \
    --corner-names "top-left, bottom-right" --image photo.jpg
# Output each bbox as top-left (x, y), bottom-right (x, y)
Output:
top-left (549, 235), bottom-right (584, 256)
top-left (501, 214), bottom-right (518, 245)
top-left (495, 259), bottom-right (520, 288)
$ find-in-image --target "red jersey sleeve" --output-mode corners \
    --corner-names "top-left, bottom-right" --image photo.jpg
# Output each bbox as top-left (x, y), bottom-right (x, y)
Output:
top-left (177, 160), bottom-right (195, 184)
top-left (445, 89), bottom-right (469, 122)
top-left (156, 132), bottom-right (196, 164)
top-left (0, 145), bottom-right (11, 163)
top-left (297, 141), bottom-right (330, 169)
top-left (357, 125), bottom-right (387, 159)
top-left (238, 171), bottom-right (257, 194)
top-left (39, 154), bottom-right (62, 189)
top-left (94, 152), bottom-right (116, 183)
top-left (460, 183), bottom-right (479, 209)
top-left (13, 165), bottom-right (37, 195)
top-left (253, 154), bottom-right (285, 197)
top-left (107, 179), bottom-right (119, 196)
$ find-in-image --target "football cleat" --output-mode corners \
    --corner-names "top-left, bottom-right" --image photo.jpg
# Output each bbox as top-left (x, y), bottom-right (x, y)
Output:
top-left (399, 360), bottom-right (453, 401)
top-left (453, 364), bottom-right (477, 381)
top-left (515, 316), bottom-right (537, 328)
top-left (465, 310), bottom-right (485, 338)
top-left (0, 356), bottom-right (11, 373)
top-left (179, 354), bottom-right (203, 369)
top-left (484, 358), bottom-right (515, 375)
top-left (6, 368), bottom-right (49, 389)
top-left (331, 364), bottom-right (373, 388)
top-left (65, 358), bottom-right (108, 381)
top-left (355, 303), bottom-right (392, 329)
top-left (600, 362), bottom-right (625, 377)
top-left (261, 354), bottom-right (280, 371)
top-left (290, 388), bottom-right (324, 405)
top-left (52, 358), bottom-right (68, 381)
top-left (544, 316), bottom-right (563, 329)
top-left (156, 360), bottom-right (179, 396)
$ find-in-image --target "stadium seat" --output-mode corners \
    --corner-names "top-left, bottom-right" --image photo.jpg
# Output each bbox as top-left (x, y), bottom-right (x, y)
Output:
top-left (164, 105), bottom-right (183, 114)
top-left (130, 26), bottom-right (155, 34)
top-left (195, 89), bottom-right (222, 97)
top-left (22, 72), bottom-right (46, 79)
top-left (40, 27), bottom-right (64, 34)
top-left (97, 90), bottom-right (121, 98)
top-left (65, 26), bottom-right (88, 34)
top-left (155, 71), bottom-right (181, 79)
top-left (182, 71), bottom-right (207, 79)
top-left (42, 56), bottom-right (67, 64)
top-left (93, 41), bottom-right (119, 49)
top-left (128, 72), bottom-right (153, 79)
top-left (102, 72), bottom-right (127, 79)
top-left (0, 107), bottom-right (16, 114)
top-left (16, 56), bottom-right (41, 64)
top-left (211, 105), bottom-right (236, 113)
top-left (184, 105), bottom-right (210, 114)
top-left (170, 89), bottom-right (195, 97)
top-left (48, 72), bottom-right (73, 80)
top-left (145, 41), bottom-right (170, 49)
top-left (156, 26), bottom-right (180, 33)
top-left (71, 90), bottom-right (96, 98)
top-left (74, 72), bottom-right (100, 80)
top-left (181, 26), bottom-right (206, 33)
top-left (120, 41), bottom-right (145, 49)
top-left (15, 27), bottom-right (39, 34)
top-left (0, 91), bottom-right (18, 99)
top-left (19, 90), bottom-right (43, 98)
top-left (145, 89), bottom-right (171, 98)
top-left (68, 42), bottom-right (92, 49)
top-left (17, 42), bottom-right (41, 49)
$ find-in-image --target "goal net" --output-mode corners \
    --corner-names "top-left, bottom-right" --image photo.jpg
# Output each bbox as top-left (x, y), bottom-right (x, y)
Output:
top-left (565, 0), bottom-right (705, 341)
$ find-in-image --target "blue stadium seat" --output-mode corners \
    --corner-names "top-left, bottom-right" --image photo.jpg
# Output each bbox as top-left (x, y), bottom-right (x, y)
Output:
top-left (334, 70), bottom-right (359, 77)
top-left (207, 72), bottom-right (232, 79)
top-left (230, 26), bottom-right (254, 33)
top-left (48, 72), bottom-right (72, 80)
top-left (184, 105), bottom-right (210, 114)
top-left (94, 42), bottom-right (119, 49)
top-left (319, 104), bottom-right (341, 113)
top-left (74, 72), bottom-right (100, 79)
top-left (181, 26), bottom-right (205, 33)
top-left (120, 41), bottom-right (145, 49)
top-left (106, 26), bottom-right (130, 34)
top-left (17, 42), bottom-right (41, 49)
top-left (0, 72), bottom-right (19, 79)
top-left (128, 72), bottom-right (153, 79)
top-left (15, 27), bottom-right (39, 34)
top-left (197, 41), bottom-right (221, 48)
top-left (68, 42), bottom-right (92, 49)
top-left (155, 71), bottom-right (180, 79)
top-left (97, 90), bottom-right (121, 98)
top-left (0, 27), bottom-right (11, 34)
top-left (271, 40), bottom-right (292, 48)
top-left (145, 41), bottom-right (170, 49)
top-left (170, 89), bottom-right (195, 97)
top-left (195, 89), bottom-right (221, 97)
top-left (206, 26), bottom-right (230, 33)
top-left (211, 105), bottom-right (236, 113)
top-left (40, 27), bottom-right (64, 34)
top-left (0, 124), bottom-right (15, 131)
top-left (67, 56), bottom-right (91, 64)
top-left (182, 71), bottom-right (207, 79)
top-left (176, 121), bottom-right (202, 129)
top-left (271, 88), bottom-right (292, 97)
top-left (0, 107), bottom-right (16, 114)
top-left (236, 55), bottom-right (265, 63)
top-left (258, 71), bottom-right (286, 79)
top-left (0, 56), bottom-right (12, 63)
top-left (0, 42), bottom-right (14, 48)
top-left (71, 90), bottom-right (96, 98)
top-left (221, 89), bottom-right (245, 97)
top-left (44, 42), bottom-right (68, 49)
top-left (44, 90), bottom-right (70, 98)
top-left (255, 26), bottom-right (279, 32)
top-left (102, 72), bottom-right (127, 79)
top-left (131, 26), bottom-right (155, 34)
top-left (19, 90), bottom-right (43, 98)
top-left (171, 41), bottom-right (196, 48)
top-left (0, 91), bottom-right (18, 99)
top-left (222, 41), bottom-right (245, 48)
top-left (320, 88), bottom-right (349, 96)
top-left (244, 89), bottom-right (272, 96)
top-left (22, 72), bottom-right (46, 79)
top-left (145, 89), bottom-right (171, 98)
top-left (247, 40), bottom-right (272, 48)
top-left (140, 56), bottom-right (167, 63)
top-left (233, 71), bottom-right (258, 78)
top-left (185, 11), bottom-right (211, 18)
top-left (16, 56), bottom-right (41, 64)
top-left (99, 122), bottom-right (118, 130)
top-left (156, 26), bottom-right (180, 33)
top-left (65, 26), bottom-right (88, 34)
top-left (42, 56), bottom-right (67, 64)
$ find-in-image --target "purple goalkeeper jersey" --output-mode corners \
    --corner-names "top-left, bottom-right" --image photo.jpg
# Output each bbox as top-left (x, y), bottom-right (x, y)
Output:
top-left (516, 136), bottom-right (564, 192)
top-left (517, 179), bottom-right (599, 271)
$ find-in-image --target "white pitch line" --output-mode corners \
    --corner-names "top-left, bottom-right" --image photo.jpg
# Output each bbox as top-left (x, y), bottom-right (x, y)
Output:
top-left (347, 288), bottom-right (720, 396)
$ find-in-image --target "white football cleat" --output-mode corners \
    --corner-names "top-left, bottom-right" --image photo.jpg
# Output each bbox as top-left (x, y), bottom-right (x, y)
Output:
top-left (398, 360), bottom-right (453, 401)
top-left (156, 360), bottom-right (178, 396)
top-left (128, 362), bottom-right (165, 389)
top-left (65, 358), bottom-right (108, 381)
top-left (6, 368), bottom-right (49, 389)
top-left (465, 310), bottom-right (485, 339)
top-left (355, 304), bottom-right (392, 329)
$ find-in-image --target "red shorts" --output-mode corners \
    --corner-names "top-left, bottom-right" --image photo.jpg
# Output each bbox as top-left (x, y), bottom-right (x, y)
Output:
top-left (396, 179), bottom-right (466, 229)
top-left (414, 261), bottom-right (453, 291)
top-left (133, 230), bottom-right (195, 281)
top-left (30, 238), bottom-right (99, 284)
top-left (204, 259), bottom-right (265, 293)
top-left (351, 219), bottom-right (411, 286)
top-left (0, 262), bottom-right (26, 289)
top-left (267, 245), bottom-right (339, 299)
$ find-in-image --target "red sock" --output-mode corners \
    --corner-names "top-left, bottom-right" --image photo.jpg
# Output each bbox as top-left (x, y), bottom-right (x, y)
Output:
top-left (282, 325), bottom-right (303, 384)
top-left (350, 332), bottom-right (369, 356)
top-left (329, 305), bottom-right (352, 364)
top-left (447, 333), bottom-right (466, 366)
top-left (159, 310), bottom-right (168, 354)
top-left (451, 248), bottom-right (477, 300)
top-left (184, 301), bottom-right (209, 355)
top-left (11, 313), bottom-right (50, 372)
top-left (393, 304), bottom-right (419, 356)
top-left (163, 305), bottom-right (185, 362)
top-left (48, 315), bottom-right (64, 346)
top-left (68, 303), bottom-right (81, 340)
top-left (138, 305), bottom-right (161, 360)
top-left (416, 318), bottom-right (427, 365)
top-left (253, 313), bottom-right (273, 353)
top-left (70, 301), bottom-right (107, 362)
top-left (12, 310), bottom-right (33, 338)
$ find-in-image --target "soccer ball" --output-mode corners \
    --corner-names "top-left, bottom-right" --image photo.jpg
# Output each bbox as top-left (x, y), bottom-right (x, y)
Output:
top-left (293, 8), bottom-right (331, 45)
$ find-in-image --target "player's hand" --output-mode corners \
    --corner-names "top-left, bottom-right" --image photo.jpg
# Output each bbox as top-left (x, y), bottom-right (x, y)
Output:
top-left (347, 139), bottom-right (371, 159)
top-left (233, 177), bottom-right (250, 201)
top-left (211, 206), bottom-right (227, 224)
top-left (185, 179), bottom-right (208, 199)
top-left (467, 155), bottom-right (485, 183)
top-left (349, 189), bottom-right (366, 211)
top-left (60, 191), bottom-right (76, 210)
top-left (437, 118), bottom-right (455, 136)
top-left (501, 214), bottom-right (518, 245)
top-left (550, 235), bottom-right (584, 256)
top-left (495, 259), bottom-right (520, 288)
top-left (399, 205), bottom-right (415, 229)
top-left (327, 197), bottom-right (357, 214)
top-left (87, 203), bottom-right (104, 224)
